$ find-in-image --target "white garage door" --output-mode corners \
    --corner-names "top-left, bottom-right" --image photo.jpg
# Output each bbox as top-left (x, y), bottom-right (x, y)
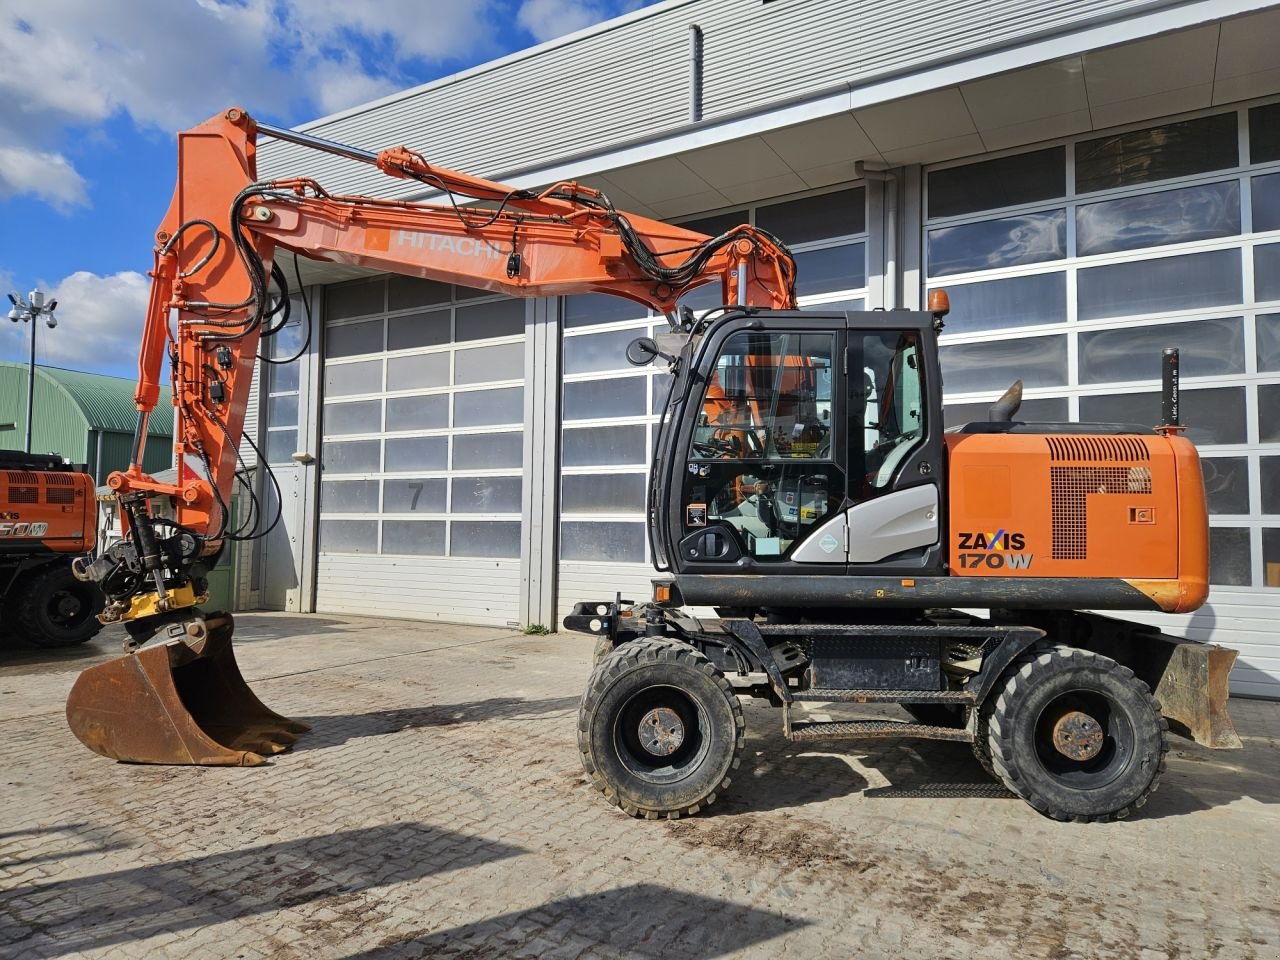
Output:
top-left (316, 275), bottom-right (527, 627)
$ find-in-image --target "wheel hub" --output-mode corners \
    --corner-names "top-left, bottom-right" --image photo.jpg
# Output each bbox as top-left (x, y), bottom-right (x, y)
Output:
top-left (55, 592), bottom-right (81, 618)
top-left (1052, 710), bottom-right (1105, 761)
top-left (638, 706), bottom-right (685, 756)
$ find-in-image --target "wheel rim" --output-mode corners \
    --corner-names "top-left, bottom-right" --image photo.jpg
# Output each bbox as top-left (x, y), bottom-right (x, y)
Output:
top-left (48, 586), bottom-right (91, 629)
top-left (612, 685), bottom-right (709, 785)
top-left (1033, 689), bottom-right (1134, 790)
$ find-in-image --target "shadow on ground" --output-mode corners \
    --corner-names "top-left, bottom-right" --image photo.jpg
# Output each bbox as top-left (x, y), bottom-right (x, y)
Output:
top-left (0, 823), bottom-right (134, 870)
top-left (292, 696), bottom-right (581, 752)
top-left (1, 824), bottom-right (524, 958)
top-left (341, 883), bottom-right (804, 960)
top-left (714, 701), bottom-right (1280, 819)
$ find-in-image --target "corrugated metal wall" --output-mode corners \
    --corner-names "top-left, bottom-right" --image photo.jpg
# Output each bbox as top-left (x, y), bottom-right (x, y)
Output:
top-left (95, 431), bottom-right (171, 480)
top-left (257, 0), bottom-right (1175, 193)
top-left (696, 0), bottom-right (1170, 116)
top-left (0, 366), bottom-right (89, 463)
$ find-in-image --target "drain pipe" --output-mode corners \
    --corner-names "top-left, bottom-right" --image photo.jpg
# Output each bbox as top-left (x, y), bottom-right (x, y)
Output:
top-left (688, 25), bottom-right (704, 122)
top-left (855, 161), bottom-right (897, 310)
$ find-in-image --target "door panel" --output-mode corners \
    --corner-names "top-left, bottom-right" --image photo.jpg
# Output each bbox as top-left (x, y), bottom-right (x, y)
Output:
top-left (845, 319), bottom-right (946, 574)
top-left (789, 509), bottom-right (848, 563)
top-left (846, 484), bottom-right (938, 562)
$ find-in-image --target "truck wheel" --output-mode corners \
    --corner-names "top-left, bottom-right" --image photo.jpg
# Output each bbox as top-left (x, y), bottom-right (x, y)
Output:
top-left (578, 638), bottom-right (744, 819)
top-left (987, 644), bottom-right (1167, 822)
top-left (14, 563), bottom-right (104, 647)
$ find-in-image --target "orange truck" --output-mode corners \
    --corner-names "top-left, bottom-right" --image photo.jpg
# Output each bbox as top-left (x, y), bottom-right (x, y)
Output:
top-left (0, 450), bottom-right (102, 647)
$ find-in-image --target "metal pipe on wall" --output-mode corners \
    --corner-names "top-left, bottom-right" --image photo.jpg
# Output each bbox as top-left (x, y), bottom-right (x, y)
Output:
top-left (855, 161), bottom-right (898, 310)
top-left (688, 25), bottom-right (704, 123)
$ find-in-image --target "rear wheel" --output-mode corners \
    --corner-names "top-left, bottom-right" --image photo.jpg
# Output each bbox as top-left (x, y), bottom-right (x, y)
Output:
top-left (13, 563), bottom-right (104, 648)
top-left (579, 638), bottom-right (743, 819)
top-left (987, 644), bottom-right (1167, 822)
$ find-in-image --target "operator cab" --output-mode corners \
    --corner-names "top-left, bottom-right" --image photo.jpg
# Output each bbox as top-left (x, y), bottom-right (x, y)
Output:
top-left (646, 310), bottom-right (946, 578)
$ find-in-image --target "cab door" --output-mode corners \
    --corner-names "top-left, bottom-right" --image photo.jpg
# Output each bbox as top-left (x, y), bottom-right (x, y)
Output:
top-left (672, 314), bottom-right (851, 575)
top-left (841, 317), bottom-right (946, 575)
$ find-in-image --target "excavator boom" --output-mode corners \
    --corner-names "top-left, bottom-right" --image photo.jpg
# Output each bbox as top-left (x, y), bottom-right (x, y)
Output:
top-left (66, 108), bottom-right (796, 765)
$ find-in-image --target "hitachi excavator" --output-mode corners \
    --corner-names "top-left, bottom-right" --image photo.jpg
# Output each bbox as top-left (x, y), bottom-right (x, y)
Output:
top-left (67, 108), bottom-right (1238, 824)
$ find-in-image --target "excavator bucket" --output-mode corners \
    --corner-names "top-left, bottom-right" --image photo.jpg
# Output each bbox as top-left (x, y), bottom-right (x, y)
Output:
top-left (65, 613), bottom-right (309, 765)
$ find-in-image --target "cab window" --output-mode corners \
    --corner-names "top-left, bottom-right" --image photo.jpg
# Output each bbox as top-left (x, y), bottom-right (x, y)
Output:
top-left (693, 332), bottom-right (834, 461)
top-left (686, 332), bottom-right (839, 560)
top-left (858, 331), bottom-right (924, 492)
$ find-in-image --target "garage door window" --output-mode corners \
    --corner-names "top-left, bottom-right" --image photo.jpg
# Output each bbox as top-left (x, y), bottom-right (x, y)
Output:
top-left (319, 278), bottom-right (525, 558)
top-left (559, 185), bottom-right (868, 567)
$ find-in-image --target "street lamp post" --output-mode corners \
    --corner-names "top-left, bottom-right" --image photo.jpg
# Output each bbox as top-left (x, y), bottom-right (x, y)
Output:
top-left (7, 290), bottom-right (59, 453)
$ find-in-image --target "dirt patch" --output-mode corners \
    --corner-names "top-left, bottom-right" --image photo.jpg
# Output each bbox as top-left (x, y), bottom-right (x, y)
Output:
top-left (669, 815), bottom-right (879, 876)
top-left (666, 811), bottom-right (1146, 959)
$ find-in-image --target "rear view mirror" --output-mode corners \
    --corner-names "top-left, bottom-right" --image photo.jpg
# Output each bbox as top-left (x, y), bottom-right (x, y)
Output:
top-left (626, 337), bottom-right (660, 366)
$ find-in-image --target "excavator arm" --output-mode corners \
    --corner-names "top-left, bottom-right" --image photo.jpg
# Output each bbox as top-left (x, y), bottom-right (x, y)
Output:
top-left (87, 108), bottom-right (795, 628)
top-left (66, 108), bottom-right (796, 766)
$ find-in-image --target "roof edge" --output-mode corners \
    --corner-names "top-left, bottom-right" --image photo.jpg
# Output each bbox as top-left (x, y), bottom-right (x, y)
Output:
top-left (292, 0), bottom-right (698, 135)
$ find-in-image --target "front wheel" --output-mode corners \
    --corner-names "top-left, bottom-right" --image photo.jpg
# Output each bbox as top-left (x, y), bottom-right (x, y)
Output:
top-left (578, 638), bottom-right (744, 819)
top-left (987, 644), bottom-right (1167, 822)
top-left (13, 562), bottom-right (105, 648)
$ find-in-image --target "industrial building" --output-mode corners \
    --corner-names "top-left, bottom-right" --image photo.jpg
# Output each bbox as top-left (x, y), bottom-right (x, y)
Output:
top-left (234, 0), bottom-right (1280, 698)
top-left (0, 361), bottom-right (173, 483)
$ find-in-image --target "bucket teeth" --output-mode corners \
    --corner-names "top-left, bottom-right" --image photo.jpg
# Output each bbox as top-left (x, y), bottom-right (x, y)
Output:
top-left (65, 612), bottom-right (309, 766)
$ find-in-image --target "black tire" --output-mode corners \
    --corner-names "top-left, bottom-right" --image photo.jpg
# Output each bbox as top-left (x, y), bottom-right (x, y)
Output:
top-left (578, 637), bottom-right (744, 819)
top-left (987, 644), bottom-right (1167, 822)
top-left (970, 701), bottom-right (996, 778)
top-left (12, 563), bottom-right (104, 648)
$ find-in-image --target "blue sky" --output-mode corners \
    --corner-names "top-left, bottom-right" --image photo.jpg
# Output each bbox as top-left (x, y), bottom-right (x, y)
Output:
top-left (0, 0), bottom-right (655, 377)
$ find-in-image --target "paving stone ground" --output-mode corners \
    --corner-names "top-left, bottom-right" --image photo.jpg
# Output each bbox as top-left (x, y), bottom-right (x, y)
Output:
top-left (2, 612), bottom-right (1278, 959)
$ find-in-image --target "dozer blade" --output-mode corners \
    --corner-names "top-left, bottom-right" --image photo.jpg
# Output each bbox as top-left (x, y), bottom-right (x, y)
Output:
top-left (65, 613), bottom-right (310, 765)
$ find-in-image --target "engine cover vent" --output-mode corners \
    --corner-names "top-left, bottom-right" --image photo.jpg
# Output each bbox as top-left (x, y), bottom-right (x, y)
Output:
top-left (7, 485), bottom-right (39, 504)
top-left (1050, 465), bottom-right (1153, 560)
top-left (1046, 435), bottom-right (1150, 462)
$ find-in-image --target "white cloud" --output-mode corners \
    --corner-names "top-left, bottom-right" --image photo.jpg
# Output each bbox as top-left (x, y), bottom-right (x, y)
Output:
top-left (307, 58), bottom-right (404, 118)
top-left (0, 1), bottom-right (649, 209)
top-left (517, 0), bottom-right (610, 42)
top-left (0, 145), bottom-right (88, 210)
top-left (0, 271), bottom-right (149, 376)
top-left (0, 2), bottom-right (504, 134)
top-left (516, 0), bottom-right (647, 42)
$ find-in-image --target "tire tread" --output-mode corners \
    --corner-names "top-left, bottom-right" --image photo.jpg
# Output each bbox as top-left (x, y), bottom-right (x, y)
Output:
top-left (578, 637), bottom-right (744, 820)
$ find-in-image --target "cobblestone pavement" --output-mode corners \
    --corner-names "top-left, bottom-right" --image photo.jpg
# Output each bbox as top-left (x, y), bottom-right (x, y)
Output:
top-left (2, 613), bottom-right (1278, 960)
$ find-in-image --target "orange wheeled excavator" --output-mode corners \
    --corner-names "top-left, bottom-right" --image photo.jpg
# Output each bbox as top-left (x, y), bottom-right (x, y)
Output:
top-left (0, 450), bottom-right (103, 648)
top-left (68, 108), bottom-right (1238, 824)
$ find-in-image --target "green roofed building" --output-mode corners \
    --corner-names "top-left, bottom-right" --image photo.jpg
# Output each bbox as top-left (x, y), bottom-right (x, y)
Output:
top-left (0, 361), bottom-right (173, 483)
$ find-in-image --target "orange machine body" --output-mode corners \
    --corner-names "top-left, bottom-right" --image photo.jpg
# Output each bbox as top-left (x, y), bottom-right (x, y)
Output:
top-left (0, 467), bottom-right (96, 556)
top-left (945, 431), bottom-right (1208, 613)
